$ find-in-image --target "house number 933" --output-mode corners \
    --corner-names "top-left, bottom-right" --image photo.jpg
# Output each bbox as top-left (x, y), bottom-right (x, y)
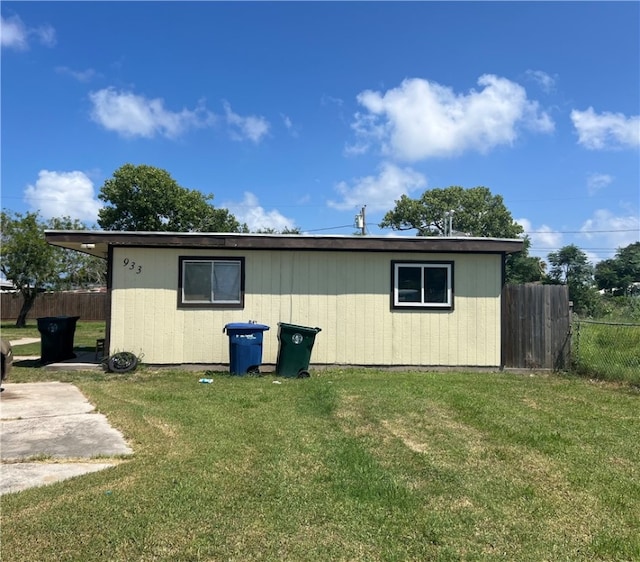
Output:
top-left (123, 258), bottom-right (142, 274)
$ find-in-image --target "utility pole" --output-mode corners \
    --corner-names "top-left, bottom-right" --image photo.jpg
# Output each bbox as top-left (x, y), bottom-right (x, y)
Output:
top-left (355, 205), bottom-right (367, 235)
top-left (443, 210), bottom-right (455, 237)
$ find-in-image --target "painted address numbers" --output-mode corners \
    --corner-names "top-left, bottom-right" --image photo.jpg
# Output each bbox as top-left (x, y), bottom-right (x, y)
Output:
top-left (123, 258), bottom-right (142, 274)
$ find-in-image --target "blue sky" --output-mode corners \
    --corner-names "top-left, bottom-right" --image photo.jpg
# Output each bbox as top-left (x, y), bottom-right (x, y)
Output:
top-left (2, 1), bottom-right (639, 264)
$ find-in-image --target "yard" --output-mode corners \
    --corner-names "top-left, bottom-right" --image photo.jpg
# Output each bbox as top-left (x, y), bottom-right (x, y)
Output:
top-left (2, 361), bottom-right (639, 561)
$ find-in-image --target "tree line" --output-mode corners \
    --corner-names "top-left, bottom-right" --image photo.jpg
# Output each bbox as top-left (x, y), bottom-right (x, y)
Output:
top-left (2, 164), bottom-right (638, 326)
top-left (379, 187), bottom-right (639, 317)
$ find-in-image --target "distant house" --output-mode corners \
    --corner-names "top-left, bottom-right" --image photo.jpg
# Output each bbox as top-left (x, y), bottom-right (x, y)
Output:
top-left (0, 279), bottom-right (17, 292)
top-left (45, 231), bottom-right (523, 369)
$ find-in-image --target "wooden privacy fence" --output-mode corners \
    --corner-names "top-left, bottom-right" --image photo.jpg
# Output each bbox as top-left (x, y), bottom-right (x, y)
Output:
top-left (502, 284), bottom-right (571, 370)
top-left (1, 292), bottom-right (107, 322)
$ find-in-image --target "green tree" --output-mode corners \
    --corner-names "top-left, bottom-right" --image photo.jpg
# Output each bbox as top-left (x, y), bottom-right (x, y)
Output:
top-left (547, 244), bottom-right (598, 315)
top-left (594, 258), bottom-right (619, 294)
top-left (380, 186), bottom-right (523, 238)
top-left (1, 212), bottom-right (105, 327)
top-left (1, 211), bottom-right (56, 327)
top-left (505, 237), bottom-right (546, 284)
top-left (48, 216), bottom-right (107, 290)
top-left (595, 242), bottom-right (640, 296)
top-left (253, 227), bottom-right (301, 234)
top-left (381, 186), bottom-right (538, 283)
top-left (97, 164), bottom-right (246, 232)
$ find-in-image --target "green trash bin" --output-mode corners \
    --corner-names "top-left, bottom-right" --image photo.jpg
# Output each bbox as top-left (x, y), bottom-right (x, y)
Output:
top-left (276, 322), bottom-right (321, 378)
top-left (37, 316), bottom-right (80, 364)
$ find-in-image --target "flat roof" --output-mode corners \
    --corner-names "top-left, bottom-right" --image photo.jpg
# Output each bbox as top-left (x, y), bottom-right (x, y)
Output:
top-left (45, 230), bottom-right (524, 259)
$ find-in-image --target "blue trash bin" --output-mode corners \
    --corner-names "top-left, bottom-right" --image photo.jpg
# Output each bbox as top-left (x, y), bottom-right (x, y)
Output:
top-left (223, 323), bottom-right (270, 375)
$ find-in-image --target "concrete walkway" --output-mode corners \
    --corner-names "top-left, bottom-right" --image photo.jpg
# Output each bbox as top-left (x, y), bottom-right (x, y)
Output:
top-left (9, 337), bottom-right (41, 346)
top-left (0, 382), bottom-right (133, 495)
top-left (9, 337), bottom-right (104, 371)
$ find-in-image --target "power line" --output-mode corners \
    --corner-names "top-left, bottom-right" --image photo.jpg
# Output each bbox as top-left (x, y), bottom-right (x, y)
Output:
top-left (532, 250), bottom-right (621, 256)
top-left (5, 191), bottom-right (638, 236)
top-left (506, 195), bottom-right (614, 202)
top-left (532, 247), bottom-right (626, 251)
top-left (304, 224), bottom-right (355, 233)
top-left (525, 229), bottom-right (638, 234)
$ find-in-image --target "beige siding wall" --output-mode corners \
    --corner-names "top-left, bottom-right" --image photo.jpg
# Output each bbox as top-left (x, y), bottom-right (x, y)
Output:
top-left (109, 247), bottom-right (502, 366)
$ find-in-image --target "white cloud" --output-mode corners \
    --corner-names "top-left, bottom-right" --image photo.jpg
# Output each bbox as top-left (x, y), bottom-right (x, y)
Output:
top-left (348, 74), bottom-right (554, 161)
top-left (223, 192), bottom-right (295, 232)
top-left (518, 210), bottom-right (639, 263)
top-left (89, 88), bottom-right (215, 139)
top-left (320, 94), bottom-right (344, 107)
top-left (24, 170), bottom-right (101, 223)
top-left (586, 173), bottom-right (613, 196)
top-left (1, 14), bottom-right (55, 50)
top-left (328, 162), bottom-right (427, 212)
top-left (343, 140), bottom-right (370, 157)
top-left (517, 218), bottom-right (563, 252)
top-left (579, 209), bottom-right (640, 250)
top-left (525, 70), bottom-right (556, 93)
top-left (35, 23), bottom-right (55, 47)
top-left (571, 107), bottom-right (640, 150)
top-left (281, 113), bottom-right (299, 138)
top-left (1, 14), bottom-right (28, 50)
top-left (223, 102), bottom-right (270, 143)
top-left (56, 66), bottom-right (100, 83)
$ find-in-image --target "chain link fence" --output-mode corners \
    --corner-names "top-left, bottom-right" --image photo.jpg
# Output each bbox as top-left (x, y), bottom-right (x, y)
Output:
top-left (573, 320), bottom-right (640, 385)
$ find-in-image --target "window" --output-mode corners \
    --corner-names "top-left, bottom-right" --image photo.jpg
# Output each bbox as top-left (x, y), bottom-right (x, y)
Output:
top-left (178, 257), bottom-right (244, 308)
top-left (392, 261), bottom-right (453, 309)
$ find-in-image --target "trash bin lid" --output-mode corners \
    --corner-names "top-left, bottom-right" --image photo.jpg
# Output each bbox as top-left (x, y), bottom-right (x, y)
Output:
top-left (224, 323), bottom-right (270, 332)
top-left (277, 322), bottom-right (322, 333)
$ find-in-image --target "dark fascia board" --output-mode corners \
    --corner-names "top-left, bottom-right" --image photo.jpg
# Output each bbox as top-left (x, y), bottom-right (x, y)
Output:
top-left (44, 230), bottom-right (524, 258)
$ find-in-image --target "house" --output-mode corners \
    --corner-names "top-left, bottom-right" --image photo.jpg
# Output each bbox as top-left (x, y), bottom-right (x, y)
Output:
top-left (45, 231), bottom-right (523, 369)
top-left (0, 279), bottom-right (17, 292)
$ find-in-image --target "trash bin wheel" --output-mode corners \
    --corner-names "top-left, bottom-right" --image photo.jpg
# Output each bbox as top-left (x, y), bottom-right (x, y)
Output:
top-left (297, 370), bottom-right (310, 379)
top-left (107, 352), bottom-right (138, 373)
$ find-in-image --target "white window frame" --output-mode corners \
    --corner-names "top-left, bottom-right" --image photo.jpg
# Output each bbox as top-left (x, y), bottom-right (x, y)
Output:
top-left (392, 261), bottom-right (453, 309)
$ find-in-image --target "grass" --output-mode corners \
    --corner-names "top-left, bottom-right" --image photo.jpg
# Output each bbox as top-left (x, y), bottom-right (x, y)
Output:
top-left (1, 321), bottom-right (106, 357)
top-left (573, 321), bottom-right (640, 385)
top-left (2, 365), bottom-right (639, 561)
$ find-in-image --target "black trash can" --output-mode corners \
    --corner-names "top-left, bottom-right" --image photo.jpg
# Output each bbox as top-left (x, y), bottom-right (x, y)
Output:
top-left (223, 323), bottom-right (270, 375)
top-left (37, 316), bottom-right (80, 364)
top-left (276, 322), bottom-right (321, 378)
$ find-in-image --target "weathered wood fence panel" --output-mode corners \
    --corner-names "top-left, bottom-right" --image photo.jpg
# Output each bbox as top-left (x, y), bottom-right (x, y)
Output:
top-left (502, 284), bottom-right (571, 370)
top-left (1, 292), bottom-right (107, 322)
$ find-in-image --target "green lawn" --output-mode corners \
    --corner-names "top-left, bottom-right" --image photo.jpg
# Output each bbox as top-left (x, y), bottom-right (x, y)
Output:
top-left (2, 366), bottom-right (639, 561)
top-left (1, 321), bottom-right (106, 357)
top-left (573, 321), bottom-right (640, 385)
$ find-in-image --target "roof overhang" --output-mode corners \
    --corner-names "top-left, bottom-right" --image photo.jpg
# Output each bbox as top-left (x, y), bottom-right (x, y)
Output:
top-left (45, 230), bottom-right (525, 259)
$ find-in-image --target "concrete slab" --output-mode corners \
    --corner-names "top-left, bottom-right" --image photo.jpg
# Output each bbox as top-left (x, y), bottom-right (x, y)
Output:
top-left (1, 462), bottom-right (117, 495)
top-left (44, 350), bottom-right (104, 371)
top-left (9, 336), bottom-right (104, 371)
top-left (9, 337), bottom-right (41, 346)
top-left (1, 412), bottom-right (134, 460)
top-left (0, 381), bottom-right (95, 419)
top-left (11, 350), bottom-right (104, 372)
top-left (0, 382), bottom-right (133, 495)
